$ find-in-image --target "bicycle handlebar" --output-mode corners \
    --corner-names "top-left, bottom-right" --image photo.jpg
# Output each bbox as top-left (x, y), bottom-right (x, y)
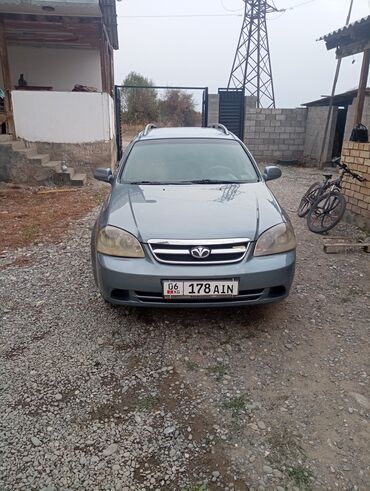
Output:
top-left (331, 157), bottom-right (367, 183)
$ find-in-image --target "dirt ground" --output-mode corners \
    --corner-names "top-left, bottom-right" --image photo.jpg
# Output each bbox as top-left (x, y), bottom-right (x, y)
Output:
top-left (0, 183), bottom-right (108, 254)
top-left (0, 166), bottom-right (369, 491)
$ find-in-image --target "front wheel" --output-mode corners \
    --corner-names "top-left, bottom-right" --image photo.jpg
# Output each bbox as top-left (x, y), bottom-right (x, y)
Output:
top-left (307, 191), bottom-right (346, 234)
top-left (298, 182), bottom-right (321, 218)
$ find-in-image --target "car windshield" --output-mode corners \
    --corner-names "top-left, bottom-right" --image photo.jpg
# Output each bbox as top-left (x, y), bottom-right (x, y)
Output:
top-left (120, 139), bottom-right (259, 184)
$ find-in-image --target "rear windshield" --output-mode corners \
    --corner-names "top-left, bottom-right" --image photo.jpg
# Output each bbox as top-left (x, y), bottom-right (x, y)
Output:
top-left (120, 139), bottom-right (259, 184)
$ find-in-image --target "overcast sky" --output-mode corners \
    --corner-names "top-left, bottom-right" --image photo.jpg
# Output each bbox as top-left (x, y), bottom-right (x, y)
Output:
top-left (114, 0), bottom-right (370, 108)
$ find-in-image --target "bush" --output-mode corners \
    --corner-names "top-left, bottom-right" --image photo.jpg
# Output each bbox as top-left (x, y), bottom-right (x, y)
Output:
top-left (159, 89), bottom-right (200, 127)
top-left (121, 72), bottom-right (201, 127)
top-left (121, 72), bottom-right (158, 125)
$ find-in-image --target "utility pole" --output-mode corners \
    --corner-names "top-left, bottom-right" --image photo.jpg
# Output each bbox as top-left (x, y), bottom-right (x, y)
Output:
top-left (318, 0), bottom-right (354, 167)
top-left (228, 0), bottom-right (277, 108)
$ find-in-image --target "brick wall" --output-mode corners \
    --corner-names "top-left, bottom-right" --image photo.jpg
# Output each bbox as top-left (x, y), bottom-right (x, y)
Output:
top-left (244, 108), bottom-right (307, 162)
top-left (341, 141), bottom-right (370, 230)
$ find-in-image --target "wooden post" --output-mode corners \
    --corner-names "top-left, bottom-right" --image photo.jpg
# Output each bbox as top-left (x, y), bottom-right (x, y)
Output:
top-left (354, 49), bottom-right (370, 126)
top-left (99, 25), bottom-right (107, 93)
top-left (108, 43), bottom-right (114, 97)
top-left (318, 58), bottom-right (342, 167)
top-left (0, 20), bottom-right (15, 135)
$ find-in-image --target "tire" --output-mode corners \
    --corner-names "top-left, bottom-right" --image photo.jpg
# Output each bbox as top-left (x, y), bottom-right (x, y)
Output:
top-left (298, 182), bottom-right (322, 218)
top-left (307, 191), bottom-right (346, 234)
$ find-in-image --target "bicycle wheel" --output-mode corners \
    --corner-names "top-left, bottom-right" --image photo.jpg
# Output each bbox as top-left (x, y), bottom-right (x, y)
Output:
top-left (307, 191), bottom-right (346, 234)
top-left (298, 182), bottom-right (322, 218)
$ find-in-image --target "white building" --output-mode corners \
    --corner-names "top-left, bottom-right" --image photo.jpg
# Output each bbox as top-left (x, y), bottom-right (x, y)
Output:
top-left (0, 0), bottom-right (118, 184)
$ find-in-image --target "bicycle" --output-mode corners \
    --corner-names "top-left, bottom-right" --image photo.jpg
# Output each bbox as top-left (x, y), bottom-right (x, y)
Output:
top-left (300, 157), bottom-right (366, 234)
top-left (297, 157), bottom-right (345, 218)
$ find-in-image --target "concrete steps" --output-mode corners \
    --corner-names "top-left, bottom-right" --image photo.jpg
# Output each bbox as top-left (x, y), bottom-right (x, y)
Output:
top-left (70, 173), bottom-right (87, 186)
top-left (0, 134), bottom-right (13, 142)
top-left (29, 154), bottom-right (51, 166)
top-left (0, 136), bottom-right (86, 187)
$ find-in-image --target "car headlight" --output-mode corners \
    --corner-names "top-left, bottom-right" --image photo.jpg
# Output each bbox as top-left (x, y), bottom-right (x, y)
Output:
top-left (97, 226), bottom-right (145, 258)
top-left (254, 222), bottom-right (296, 257)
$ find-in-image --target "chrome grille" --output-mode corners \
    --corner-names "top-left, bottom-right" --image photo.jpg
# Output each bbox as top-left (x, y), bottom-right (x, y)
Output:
top-left (148, 238), bottom-right (250, 265)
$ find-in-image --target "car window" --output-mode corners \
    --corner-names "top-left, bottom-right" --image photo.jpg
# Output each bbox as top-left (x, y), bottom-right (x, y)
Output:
top-left (120, 139), bottom-right (259, 184)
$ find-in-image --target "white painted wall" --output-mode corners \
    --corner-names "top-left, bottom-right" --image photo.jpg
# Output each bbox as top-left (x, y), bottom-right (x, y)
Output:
top-left (0, 45), bottom-right (102, 92)
top-left (12, 91), bottom-right (115, 143)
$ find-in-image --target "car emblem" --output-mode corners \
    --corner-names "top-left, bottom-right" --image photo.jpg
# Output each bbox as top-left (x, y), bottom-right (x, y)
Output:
top-left (190, 246), bottom-right (211, 259)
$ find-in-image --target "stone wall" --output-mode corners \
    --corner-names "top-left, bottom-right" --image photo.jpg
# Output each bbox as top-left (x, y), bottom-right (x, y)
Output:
top-left (0, 140), bottom-right (55, 185)
top-left (35, 140), bottom-right (116, 174)
top-left (303, 106), bottom-right (338, 165)
top-left (341, 141), bottom-right (370, 230)
top-left (244, 108), bottom-right (307, 162)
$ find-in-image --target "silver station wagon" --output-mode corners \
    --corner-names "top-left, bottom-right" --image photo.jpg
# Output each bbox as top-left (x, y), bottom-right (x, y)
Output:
top-left (91, 124), bottom-right (296, 307)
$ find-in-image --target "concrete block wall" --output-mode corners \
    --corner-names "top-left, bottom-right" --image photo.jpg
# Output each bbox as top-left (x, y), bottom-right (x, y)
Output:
top-left (207, 94), bottom-right (219, 126)
top-left (303, 106), bottom-right (338, 165)
top-left (244, 108), bottom-right (307, 162)
top-left (344, 95), bottom-right (370, 141)
top-left (341, 141), bottom-right (370, 230)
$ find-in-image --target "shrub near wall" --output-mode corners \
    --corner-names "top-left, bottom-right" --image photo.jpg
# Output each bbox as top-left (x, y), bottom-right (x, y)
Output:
top-left (341, 141), bottom-right (370, 229)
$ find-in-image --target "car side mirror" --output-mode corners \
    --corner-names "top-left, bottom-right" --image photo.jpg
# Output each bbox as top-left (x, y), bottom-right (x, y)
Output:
top-left (94, 167), bottom-right (114, 184)
top-left (263, 165), bottom-right (282, 182)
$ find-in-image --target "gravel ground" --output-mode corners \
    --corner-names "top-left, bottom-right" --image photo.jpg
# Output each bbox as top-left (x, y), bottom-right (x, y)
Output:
top-left (0, 166), bottom-right (369, 491)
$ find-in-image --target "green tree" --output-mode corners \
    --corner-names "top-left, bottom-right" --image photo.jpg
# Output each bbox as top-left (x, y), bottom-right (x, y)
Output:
top-left (159, 89), bottom-right (200, 127)
top-left (121, 72), bottom-right (158, 125)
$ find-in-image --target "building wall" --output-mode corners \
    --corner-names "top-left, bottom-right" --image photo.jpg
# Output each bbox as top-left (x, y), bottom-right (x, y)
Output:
top-left (344, 95), bottom-right (370, 141)
top-left (341, 141), bottom-right (370, 230)
top-left (0, 45), bottom-right (102, 92)
top-left (207, 94), bottom-right (219, 126)
top-left (303, 106), bottom-right (338, 165)
top-left (244, 108), bottom-right (307, 162)
top-left (12, 91), bottom-right (115, 143)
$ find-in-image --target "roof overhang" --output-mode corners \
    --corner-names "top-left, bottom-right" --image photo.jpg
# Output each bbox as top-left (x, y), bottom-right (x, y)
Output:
top-left (1, 14), bottom-right (101, 49)
top-left (99, 0), bottom-right (118, 50)
top-left (302, 88), bottom-right (370, 107)
top-left (318, 15), bottom-right (370, 58)
top-left (0, 1), bottom-right (101, 17)
top-left (0, 0), bottom-right (118, 49)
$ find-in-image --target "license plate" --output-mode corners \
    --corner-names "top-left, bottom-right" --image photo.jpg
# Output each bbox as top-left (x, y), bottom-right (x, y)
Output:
top-left (163, 280), bottom-right (239, 299)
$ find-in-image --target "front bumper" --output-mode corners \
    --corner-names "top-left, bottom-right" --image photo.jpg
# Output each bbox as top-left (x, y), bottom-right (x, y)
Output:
top-left (93, 246), bottom-right (296, 308)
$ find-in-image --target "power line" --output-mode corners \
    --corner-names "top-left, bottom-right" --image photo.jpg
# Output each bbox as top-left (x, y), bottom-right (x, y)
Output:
top-left (277, 0), bottom-right (318, 12)
top-left (118, 0), bottom-right (321, 20)
top-left (267, 11), bottom-right (286, 21)
top-left (118, 13), bottom-right (242, 18)
top-left (220, 0), bottom-right (244, 12)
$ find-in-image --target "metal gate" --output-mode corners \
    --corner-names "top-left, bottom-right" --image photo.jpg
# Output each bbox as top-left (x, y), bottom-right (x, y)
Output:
top-left (218, 88), bottom-right (245, 140)
top-left (115, 85), bottom-right (209, 161)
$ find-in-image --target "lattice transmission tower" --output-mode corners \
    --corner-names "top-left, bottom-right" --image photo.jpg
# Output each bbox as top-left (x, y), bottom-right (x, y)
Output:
top-left (228, 0), bottom-right (278, 108)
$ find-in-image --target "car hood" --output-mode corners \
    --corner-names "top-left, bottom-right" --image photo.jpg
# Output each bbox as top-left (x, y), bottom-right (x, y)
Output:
top-left (106, 182), bottom-right (285, 242)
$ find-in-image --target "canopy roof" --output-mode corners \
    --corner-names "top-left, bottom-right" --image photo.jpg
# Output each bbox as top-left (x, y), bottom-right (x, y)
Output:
top-left (318, 15), bottom-right (370, 58)
top-left (302, 88), bottom-right (370, 107)
top-left (0, 0), bottom-right (118, 49)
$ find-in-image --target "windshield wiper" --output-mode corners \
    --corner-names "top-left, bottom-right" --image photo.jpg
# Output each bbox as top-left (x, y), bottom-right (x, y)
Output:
top-left (128, 181), bottom-right (167, 185)
top-left (127, 180), bottom-right (245, 185)
top-left (186, 179), bottom-right (241, 184)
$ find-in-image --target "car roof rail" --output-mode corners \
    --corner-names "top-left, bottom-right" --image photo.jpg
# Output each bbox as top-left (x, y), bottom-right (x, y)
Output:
top-left (208, 123), bottom-right (230, 135)
top-left (142, 123), bottom-right (157, 136)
